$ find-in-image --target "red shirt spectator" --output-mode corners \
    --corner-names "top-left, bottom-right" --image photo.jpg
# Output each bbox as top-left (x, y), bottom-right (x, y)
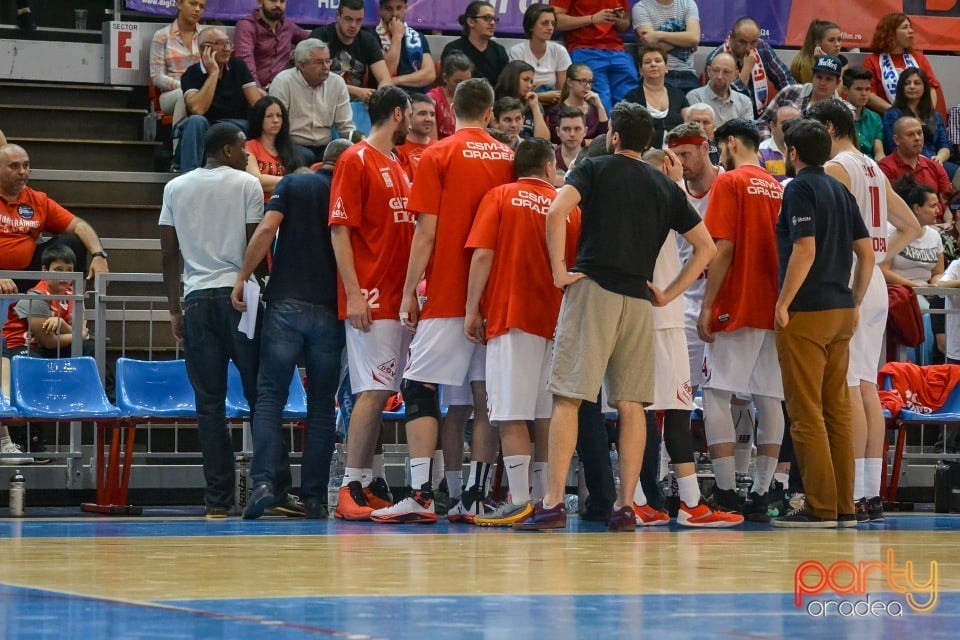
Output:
top-left (879, 116), bottom-right (953, 220)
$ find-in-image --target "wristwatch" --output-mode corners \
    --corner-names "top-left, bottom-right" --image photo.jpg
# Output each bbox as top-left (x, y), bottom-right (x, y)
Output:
top-left (92, 251), bottom-right (108, 259)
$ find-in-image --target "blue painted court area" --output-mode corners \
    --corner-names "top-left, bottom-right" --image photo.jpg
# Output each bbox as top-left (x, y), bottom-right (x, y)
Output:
top-left (0, 585), bottom-right (956, 640)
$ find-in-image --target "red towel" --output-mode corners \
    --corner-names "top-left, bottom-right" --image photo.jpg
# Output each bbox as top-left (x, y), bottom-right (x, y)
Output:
top-left (878, 362), bottom-right (960, 417)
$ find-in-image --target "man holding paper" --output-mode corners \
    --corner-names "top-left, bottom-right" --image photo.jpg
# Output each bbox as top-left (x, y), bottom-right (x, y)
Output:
top-left (160, 122), bottom-right (264, 519)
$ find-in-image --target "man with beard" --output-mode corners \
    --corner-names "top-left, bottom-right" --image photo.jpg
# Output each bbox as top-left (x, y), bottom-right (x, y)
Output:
top-left (234, 0), bottom-right (310, 89)
top-left (328, 86), bottom-right (417, 520)
top-left (394, 93), bottom-right (435, 180)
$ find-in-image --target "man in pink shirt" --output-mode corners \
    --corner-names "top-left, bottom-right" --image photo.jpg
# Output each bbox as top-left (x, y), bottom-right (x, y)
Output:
top-left (234, 0), bottom-right (309, 89)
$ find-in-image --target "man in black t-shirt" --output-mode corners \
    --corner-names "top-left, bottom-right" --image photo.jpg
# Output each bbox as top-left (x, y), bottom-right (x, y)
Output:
top-left (178, 27), bottom-right (265, 173)
top-left (230, 142), bottom-right (352, 520)
top-left (773, 119), bottom-right (873, 529)
top-left (309, 0), bottom-right (392, 103)
top-left (515, 101), bottom-right (717, 531)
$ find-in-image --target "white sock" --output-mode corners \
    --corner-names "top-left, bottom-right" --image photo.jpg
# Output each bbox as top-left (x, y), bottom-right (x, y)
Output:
top-left (410, 457), bottom-right (432, 489)
top-left (864, 458), bottom-right (883, 498)
top-left (531, 462), bottom-right (547, 503)
top-left (774, 472), bottom-right (789, 490)
top-left (445, 471), bottom-right (463, 499)
top-left (342, 467), bottom-right (363, 488)
top-left (432, 449), bottom-right (444, 487)
top-left (361, 468), bottom-right (373, 487)
top-left (677, 474), bottom-right (701, 507)
top-left (854, 458), bottom-right (865, 501)
top-left (633, 477), bottom-right (647, 506)
top-left (372, 454), bottom-right (385, 480)
top-left (732, 402), bottom-right (755, 474)
top-left (752, 455), bottom-right (777, 496)
top-left (712, 456), bottom-right (736, 491)
top-left (466, 461), bottom-right (481, 489)
top-left (503, 455), bottom-right (531, 504)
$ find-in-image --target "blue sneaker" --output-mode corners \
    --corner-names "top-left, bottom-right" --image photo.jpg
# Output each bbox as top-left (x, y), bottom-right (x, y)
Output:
top-left (243, 483), bottom-right (275, 520)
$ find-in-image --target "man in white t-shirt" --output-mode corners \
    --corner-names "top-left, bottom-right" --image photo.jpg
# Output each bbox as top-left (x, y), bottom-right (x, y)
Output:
top-left (632, 0), bottom-right (701, 92)
top-left (159, 122), bottom-right (265, 519)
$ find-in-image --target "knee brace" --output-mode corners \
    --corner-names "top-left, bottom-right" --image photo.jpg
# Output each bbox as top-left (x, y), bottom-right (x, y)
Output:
top-left (754, 396), bottom-right (785, 446)
top-left (402, 380), bottom-right (440, 424)
top-left (662, 410), bottom-right (695, 464)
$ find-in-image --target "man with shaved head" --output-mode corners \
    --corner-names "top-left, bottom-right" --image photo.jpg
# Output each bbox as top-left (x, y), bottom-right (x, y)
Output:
top-left (0, 143), bottom-right (109, 295)
top-left (685, 52), bottom-right (753, 127)
top-left (879, 116), bottom-right (953, 220)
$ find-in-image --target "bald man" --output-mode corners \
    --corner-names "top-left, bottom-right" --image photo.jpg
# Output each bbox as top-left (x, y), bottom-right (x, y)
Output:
top-left (685, 52), bottom-right (753, 127)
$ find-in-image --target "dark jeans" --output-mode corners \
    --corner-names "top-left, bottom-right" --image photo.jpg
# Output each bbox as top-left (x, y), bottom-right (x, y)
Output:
top-left (664, 69), bottom-right (701, 94)
top-left (250, 298), bottom-right (344, 502)
top-left (183, 287), bottom-right (260, 509)
top-left (576, 396), bottom-right (616, 516)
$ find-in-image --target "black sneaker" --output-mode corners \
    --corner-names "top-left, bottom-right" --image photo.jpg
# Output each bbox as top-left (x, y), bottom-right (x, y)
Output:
top-left (855, 497), bottom-right (869, 522)
top-left (366, 477), bottom-right (394, 507)
top-left (837, 514), bottom-right (859, 528)
top-left (707, 487), bottom-right (742, 514)
top-left (243, 483), bottom-right (275, 520)
top-left (270, 493), bottom-right (306, 517)
top-left (772, 506), bottom-right (837, 528)
top-left (28, 438), bottom-right (53, 465)
top-left (766, 480), bottom-right (787, 518)
top-left (866, 496), bottom-right (885, 522)
top-left (304, 498), bottom-right (329, 519)
top-left (743, 491), bottom-right (771, 523)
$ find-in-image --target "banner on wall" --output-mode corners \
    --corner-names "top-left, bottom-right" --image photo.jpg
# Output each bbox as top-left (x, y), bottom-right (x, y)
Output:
top-left (124, 1), bottom-right (960, 49)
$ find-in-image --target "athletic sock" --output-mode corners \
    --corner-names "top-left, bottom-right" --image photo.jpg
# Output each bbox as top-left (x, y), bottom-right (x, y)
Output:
top-left (530, 462), bottom-right (547, 503)
top-left (410, 457), bottom-right (432, 491)
top-left (712, 456), bottom-right (736, 491)
top-left (864, 458), bottom-right (883, 498)
top-left (0, 435), bottom-right (11, 447)
top-left (372, 453), bottom-right (385, 480)
top-left (465, 461), bottom-right (484, 490)
top-left (854, 458), bottom-right (865, 501)
top-left (677, 474), bottom-right (701, 508)
top-left (774, 472), bottom-right (789, 490)
top-left (732, 402), bottom-right (755, 475)
top-left (342, 467), bottom-right (363, 488)
top-left (360, 468), bottom-right (373, 487)
top-left (632, 478), bottom-right (647, 506)
top-left (752, 455), bottom-right (777, 495)
top-left (432, 449), bottom-right (445, 487)
top-left (445, 471), bottom-right (463, 500)
top-left (503, 455), bottom-right (531, 504)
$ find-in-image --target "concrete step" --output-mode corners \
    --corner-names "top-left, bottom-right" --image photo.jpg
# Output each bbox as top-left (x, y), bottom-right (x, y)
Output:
top-left (0, 104), bottom-right (146, 140)
top-left (28, 170), bottom-right (170, 207)
top-left (67, 204), bottom-right (162, 244)
top-left (0, 81), bottom-right (135, 109)
top-left (10, 137), bottom-right (161, 171)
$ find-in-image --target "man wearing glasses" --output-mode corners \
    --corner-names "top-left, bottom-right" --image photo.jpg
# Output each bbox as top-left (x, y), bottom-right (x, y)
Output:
top-left (441, 2), bottom-right (509, 85)
top-left (178, 27), bottom-right (266, 173)
top-left (685, 52), bottom-right (753, 128)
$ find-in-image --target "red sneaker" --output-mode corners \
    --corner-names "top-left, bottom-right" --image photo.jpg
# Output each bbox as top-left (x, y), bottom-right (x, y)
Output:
top-left (633, 502), bottom-right (670, 526)
top-left (607, 505), bottom-right (638, 531)
top-left (513, 500), bottom-right (567, 530)
top-left (678, 500), bottom-right (744, 528)
top-left (334, 481), bottom-right (374, 521)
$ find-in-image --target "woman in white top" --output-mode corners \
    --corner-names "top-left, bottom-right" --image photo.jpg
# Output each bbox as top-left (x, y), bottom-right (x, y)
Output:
top-left (508, 3), bottom-right (570, 107)
top-left (882, 175), bottom-right (945, 287)
top-left (149, 0), bottom-right (204, 124)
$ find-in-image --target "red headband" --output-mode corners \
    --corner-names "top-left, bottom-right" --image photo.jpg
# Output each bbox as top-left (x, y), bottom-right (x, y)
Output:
top-left (667, 135), bottom-right (707, 148)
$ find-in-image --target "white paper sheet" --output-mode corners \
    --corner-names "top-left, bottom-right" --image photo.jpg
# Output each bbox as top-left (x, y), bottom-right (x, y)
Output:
top-left (238, 280), bottom-right (260, 339)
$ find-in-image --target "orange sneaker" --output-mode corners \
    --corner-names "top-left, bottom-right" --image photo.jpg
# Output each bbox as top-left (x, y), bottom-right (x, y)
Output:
top-left (678, 500), bottom-right (744, 528)
top-left (364, 478), bottom-right (393, 510)
top-left (334, 481), bottom-right (374, 520)
top-left (633, 502), bottom-right (670, 526)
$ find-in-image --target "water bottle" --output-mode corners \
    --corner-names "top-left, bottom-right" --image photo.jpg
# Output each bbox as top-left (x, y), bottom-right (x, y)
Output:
top-left (235, 454), bottom-right (250, 512)
top-left (143, 110), bottom-right (158, 142)
top-left (610, 448), bottom-right (621, 493)
top-left (9, 470), bottom-right (25, 517)
top-left (327, 443), bottom-right (345, 517)
top-left (564, 494), bottom-right (578, 514)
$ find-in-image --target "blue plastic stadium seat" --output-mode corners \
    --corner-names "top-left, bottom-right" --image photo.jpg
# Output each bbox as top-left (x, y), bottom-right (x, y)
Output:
top-left (115, 358), bottom-right (196, 420)
top-left (226, 361), bottom-right (307, 419)
top-left (10, 356), bottom-right (120, 420)
top-left (898, 380), bottom-right (960, 423)
top-left (0, 390), bottom-right (18, 419)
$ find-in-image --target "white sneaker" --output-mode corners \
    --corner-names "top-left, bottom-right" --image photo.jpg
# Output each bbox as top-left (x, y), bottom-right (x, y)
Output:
top-left (1, 440), bottom-right (33, 465)
top-left (370, 491), bottom-right (437, 524)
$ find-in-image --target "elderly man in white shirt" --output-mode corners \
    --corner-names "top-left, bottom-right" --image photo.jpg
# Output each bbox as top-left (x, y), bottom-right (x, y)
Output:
top-left (685, 52), bottom-right (753, 128)
top-left (269, 38), bottom-right (356, 162)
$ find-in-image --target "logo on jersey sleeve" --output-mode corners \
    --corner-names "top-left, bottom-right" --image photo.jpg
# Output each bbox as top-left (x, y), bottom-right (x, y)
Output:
top-left (331, 197), bottom-right (349, 220)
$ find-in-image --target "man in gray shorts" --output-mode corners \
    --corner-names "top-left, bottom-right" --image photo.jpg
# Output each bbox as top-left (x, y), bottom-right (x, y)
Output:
top-left (515, 101), bottom-right (716, 531)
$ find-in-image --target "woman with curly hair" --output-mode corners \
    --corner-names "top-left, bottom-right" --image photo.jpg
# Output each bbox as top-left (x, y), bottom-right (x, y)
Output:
top-left (862, 12), bottom-right (941, 114)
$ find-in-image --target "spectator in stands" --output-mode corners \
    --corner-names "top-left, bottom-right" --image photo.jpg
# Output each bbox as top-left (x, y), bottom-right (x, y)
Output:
top-left (230, 146), bottom-right (351, 521)
top-left (863, 13), bottom-right (942, 114)
top-left (377, 0), bottom-right (436, 94)
top-left (554, 107), bottom-right (587, 178)
top-left (441, 1), bottom-right (509, 86)
top-left (234, 0), bottom-right (309, 90)
top-left (309, 0), bottom-right (392, 104)
top-left (705, 17), bottom-right (795, 118)
top-left (492, 97), bottom-right (525, 150)
top-left (427, 53), bottom-right (473, 140)
top-left (759, 106), bottom-right (801, 182)
top-left (178, 27), bottom-right (264, 173)
top-left (881, 68), bottom-right (954, 176)
top-left (790, 19), bottom-right (845, 85)
top-left (843, 66), bottom-right (885, 161)
top-left (631, 0), bottom-right (701, 93)
top-left (882, 176), bottom-right (945, 288)
top-left (0, 144), bottom-right (109, 294)
top-left (551, 1), bottom-right (636, 113)
top-left (879, 117), bottom-right (953, 222)
top-left (494, 61), bottom-right (551, 140)
top-left (685, 53), bottom-right (752, 129)
top-left (395, 93), bottom-right (435, 179)
top-left (149, 0), bottom-right (204, 125)
top-left (159, 123), bottom-right (264, 519)
top-left (548, 62), bottom-right (607, 145)
top-left (269, 39), bottom-right (355, 163)
top-left (244, 96), bottom-right (302, 203)
top-left (757, 55), bottom-right (842, 139)
top-left (684, 103), bottom-right (718, 164)
top-left (509, 3), bottom-right (571, 108)
top-left (622, 45), bottom-right (688, 149)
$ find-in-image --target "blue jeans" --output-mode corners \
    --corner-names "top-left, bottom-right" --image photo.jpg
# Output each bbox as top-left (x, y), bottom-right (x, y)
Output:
top-left (183, 287), bottom-right (260, 509)
top-left (175, 115), bottom-right (248, 173)
top-left (571, 48), bottom-right (639, 113)
top-left (250, 298), bottom-right (344, 502)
